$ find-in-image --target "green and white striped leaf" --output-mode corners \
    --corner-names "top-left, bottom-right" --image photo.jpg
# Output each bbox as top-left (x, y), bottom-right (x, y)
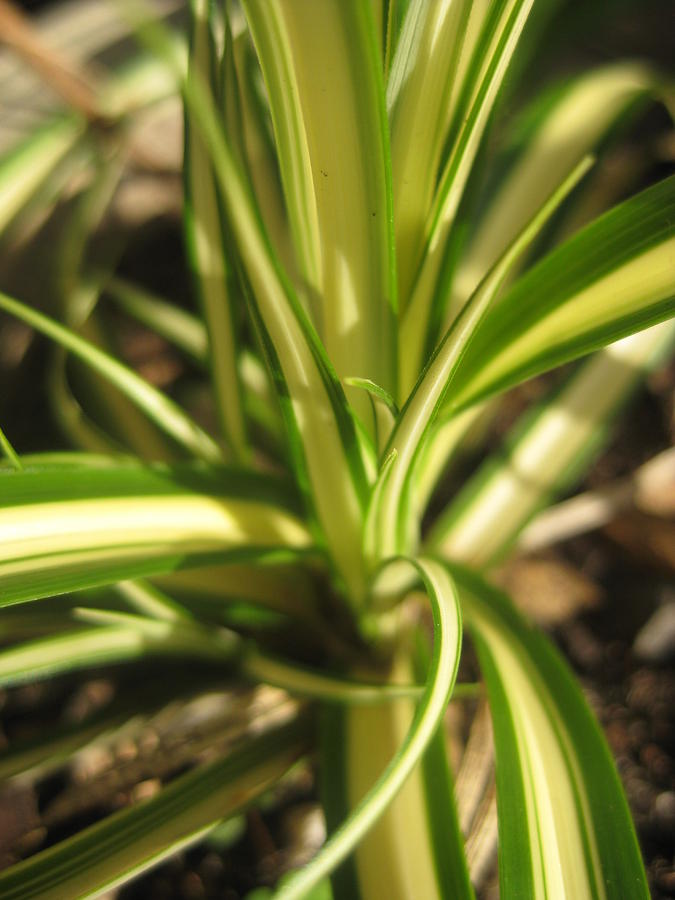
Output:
top-left (344, 377), bottom-right (399, 458)
top-left (387, 0), bottom-right (470, 306)
top-left (0, 715), bottom-right (310, 900)
top-left (225, 25), bottom-right (300, 287)
top-left (47, 346), bottom-right (128, 455)
top-left (0, 617), bottom-right (236, 690)
top-left (52, 160), bottom-right (177, 463)
top-left (430, 319), bottom-right (675, 565)
top-left (114, 577), bottom-right (193, 622)
top-left (244, 0), bottom-right (398, 425)
top-left (0, 35), bottom-right (178, 240)
top-left (412, 629), bottom-right (475, 900)
top-left (0, 701), bottom-right (133, 784)
top-left (185, 0), bottom-right (248, 460)
top-left (413, 403), bottom-right (487, 517)
top-left (446, 176), bottom-right (675, 413)
top-left (140, 14), bottom-right (373, 604)
top-left (369, 160), bottom-right (589, 559)
top-left (240, 0), bottom-right (322, 300)
top-left (0, 290), bottom-right (222, 464)
top-left (444, 61), bottom-right (668, 324)
top-left (442, 0), bottom-right (489, 119)
top-left (429, 0), bottom-right (535, 236)
top-left (104, 275), bottom-right (208, 364)
top-left (243, 651), bottom-right (421, 705)
top-left (155, 558), bottom-right (319, 622)
top-left (454, 565), bottom-right (649, 898)
top-left (0, 115), bottom-right (85, 235)
top-left (103, 276), bottom-right (284, 446)
top-left (319, 623), bottom-right (473, 900)
top-left (0, 423), bottom-right (22, 470)
top-left (118, 7), bottom-right (373, 596)
top-left (399, 0), bottom-right (536, 393)
top-left (291, 557), bottom-right (463, 900)
top-left (0, 460), bottom-right (312, 606)
top-left (381, 0), bottom-right (411, 77)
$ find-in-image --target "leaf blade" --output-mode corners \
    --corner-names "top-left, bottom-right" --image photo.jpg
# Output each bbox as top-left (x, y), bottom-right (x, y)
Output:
top-left (0, 290), bottom-right (223, 464)
top-left (387, 0), bottom-right (470, 307)
top-left (130, 6), bottom-right (373, 602)
top-left (444, 61), bottom-right (666, 325)
top-left (0, 618), bottom-right (236, 690)
top-left (247, 0), bottom-right (398, 421)
top-left (448, 176), bottom-right (675, 412)
top-left (371, 159), bottom-right (591, 558)
top-left (184, 0), bottom-right (248, 460)
top-left (0, 460), bottom-right (312, 606)
top-left (452, 565), bottom-right (649, 899)
top-left (400, 0), bottom-right (537, 392)
top-left (430, 320), bottom-right (675, 564)
top-left (276, 556), bottom-right (462, 900)
top-left (0, 715), bottom-right (310, 900)
top-left (241, 0), bottom-right (322, 297)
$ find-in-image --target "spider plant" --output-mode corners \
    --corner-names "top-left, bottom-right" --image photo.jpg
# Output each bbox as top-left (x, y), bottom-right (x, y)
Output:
top-left (0, 0), bottom-right (673, 897)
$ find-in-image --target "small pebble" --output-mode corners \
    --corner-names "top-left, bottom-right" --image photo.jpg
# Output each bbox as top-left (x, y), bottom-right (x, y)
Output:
top-left (605, 640), bottom-right (626, 664)
top-left (565, 622), bottom-right (603, 670)
top-left (607, 702), bottom-right (630, 722)
top-left (657, 868), bottom-right (675, 892)
top-left (653, 700), bottom-right (672, 722)
top-left (628, 719), bottom-right (650, 749)
top-left (626, 776), bottom-right (654, 814)
top-left (652, 719), bottom-right (675, 745)
top-left (131, 779), bottom-right (161, 803)
top-left (180, 871), bottom-right (204, 900)
top-left (653, 791), bottom-right (675, 833)
top-left (198, 851), bottom-right (225, 883)
top-left (628, 672), bottom-right (658, 713)
top-left (605, 721), bottom-right (631, 754)
top-left (634, 602), bottom-right (675, 663)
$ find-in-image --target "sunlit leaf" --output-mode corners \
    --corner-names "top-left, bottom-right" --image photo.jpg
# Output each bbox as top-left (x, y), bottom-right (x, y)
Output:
top-left (127, 8), bottom-right (374, 602)
top-left (444, 61), bottom-right (667, 324)
top-left (447, 176), bottom-right (675, 412)
top-left (286, 556), bottom-right (462, 900)
top-left (430, 320), bottom-right (675, 564)
top-left (400, 0), bottom-right (537, 393)
top-left (0, 116), bottom-right (84, 235)
top-left (244, 0), bottom-right (398, 430)
top-left (454, 565), bottom-right (649, 898)
top-left (0, 617), bottom-right (236, 690)
top-left (0, 460), bottom-right (312, 606)
top-left (371, 160), bottom-right (589, 558)
top-left (387, 0), bottom-right (470, 306)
